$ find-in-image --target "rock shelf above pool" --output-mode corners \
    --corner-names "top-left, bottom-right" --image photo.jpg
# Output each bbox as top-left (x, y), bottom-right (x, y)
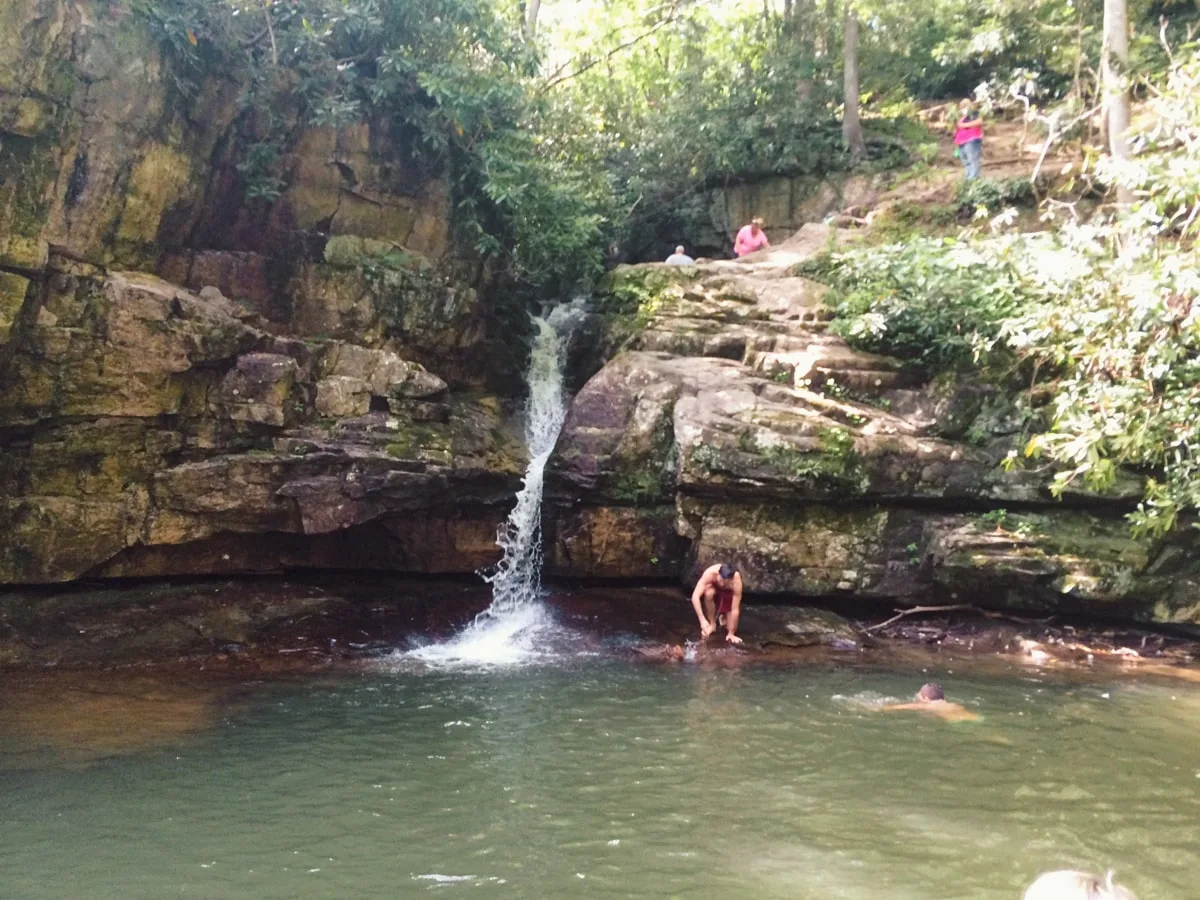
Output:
top-left (543, 230), bottom-right (1200, 624)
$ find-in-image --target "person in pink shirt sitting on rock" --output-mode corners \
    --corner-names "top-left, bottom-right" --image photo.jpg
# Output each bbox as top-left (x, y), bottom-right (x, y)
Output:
top-left (733, 216), bottom-right (769, 257)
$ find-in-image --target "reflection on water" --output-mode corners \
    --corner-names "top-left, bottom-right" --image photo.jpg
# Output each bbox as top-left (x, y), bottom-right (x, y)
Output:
top-left (0, 672), bottom-right (246, 770)
top-left (0, 659), bottom-right (1198, 899)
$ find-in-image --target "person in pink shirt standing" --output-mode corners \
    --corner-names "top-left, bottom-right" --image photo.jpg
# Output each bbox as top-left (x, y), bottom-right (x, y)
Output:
top-left (954, 99), bottom-right (984, 180)
top-left (733, 216), bottom-right (769, 257)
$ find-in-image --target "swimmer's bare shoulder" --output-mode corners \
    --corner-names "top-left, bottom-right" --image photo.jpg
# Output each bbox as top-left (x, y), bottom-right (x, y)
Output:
top-left (880, 700), bottom-right (980, 722)
top-left (932, 701), bottom-right (980, 722)
top-left (879, 683), bottom-right (980, 722)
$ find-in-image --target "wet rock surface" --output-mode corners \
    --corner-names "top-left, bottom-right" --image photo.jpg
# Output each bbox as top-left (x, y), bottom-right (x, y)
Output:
top-left (0, 577), bottom-right (488, 668)
top-left (1, 579), bottom-right (1196, 677)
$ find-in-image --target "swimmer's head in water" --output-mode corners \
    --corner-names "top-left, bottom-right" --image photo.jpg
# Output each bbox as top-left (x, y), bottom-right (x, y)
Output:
top-left (718, 563), bottom-right (737, 581)
top-left (917, 683), bottom-right (945, 702)
top-left (1023, 870), bottom-right (1137, 900)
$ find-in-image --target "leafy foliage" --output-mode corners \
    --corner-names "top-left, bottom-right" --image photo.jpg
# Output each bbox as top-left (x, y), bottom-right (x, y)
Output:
top-left (1009, 50), bottom-right (1200, 536)
top-left (235, 140), bottom-right (285, 202)
top-left (956, 176), bottom-right (1036, 212)
top-left (543, 1), bottom-right (911, 257)
top-left (814, 47), bottom-right (1200, 537)
top-left (808, 236), bottom-right (1031, 372)
top-left (132, 0), bottom-right (1200, 282)
top-left (133, 0), bottom-right (606, 292)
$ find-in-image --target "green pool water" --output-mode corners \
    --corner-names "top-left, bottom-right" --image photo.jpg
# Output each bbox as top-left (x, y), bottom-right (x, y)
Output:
top-left (1, 655), bottom-right (1197, 899)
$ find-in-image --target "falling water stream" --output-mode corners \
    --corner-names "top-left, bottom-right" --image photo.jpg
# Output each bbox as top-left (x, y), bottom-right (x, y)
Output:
top-left (409, 303), bottom-right (586, 666)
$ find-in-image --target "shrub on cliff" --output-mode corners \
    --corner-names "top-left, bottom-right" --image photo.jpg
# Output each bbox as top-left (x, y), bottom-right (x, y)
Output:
top-left (807, 235), bottom-right (1031, 373)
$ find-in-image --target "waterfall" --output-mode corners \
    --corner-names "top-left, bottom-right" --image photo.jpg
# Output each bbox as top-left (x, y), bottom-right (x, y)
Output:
top-left (408, 301), bottom-right (585, 666)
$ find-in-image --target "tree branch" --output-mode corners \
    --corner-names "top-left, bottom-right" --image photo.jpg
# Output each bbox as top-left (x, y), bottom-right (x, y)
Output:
top-left (865, 603), bottom-right (1052, 633)
top-left (1030, 102), bottom-right (1103, 201)
top-left (538, 7), bottom-right (681, 94)
top-left (865, 604), bottom-right (978, 632)
top-left (262, 0), bottom-right (278, 66)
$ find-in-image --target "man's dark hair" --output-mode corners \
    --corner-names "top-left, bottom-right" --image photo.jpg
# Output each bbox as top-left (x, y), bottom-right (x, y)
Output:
top-left (917, 683), bottom-right (945, 701)
top-left (718, 563), bottom-right (737, 580)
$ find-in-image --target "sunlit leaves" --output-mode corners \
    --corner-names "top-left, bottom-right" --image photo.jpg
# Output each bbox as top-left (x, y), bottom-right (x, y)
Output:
top-left (820, 48), bottom-right (1200, 537)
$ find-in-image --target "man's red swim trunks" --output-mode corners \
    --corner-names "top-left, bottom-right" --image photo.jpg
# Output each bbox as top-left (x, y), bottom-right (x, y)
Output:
top-left (715, 587), bottom-right (735, 615)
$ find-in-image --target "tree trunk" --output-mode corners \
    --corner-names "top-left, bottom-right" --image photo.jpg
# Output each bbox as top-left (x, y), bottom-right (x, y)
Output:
top-left (842, 3), bottom-right (866, 163)
top-left (524, 0), bottom-right (541, 40)
top-left (824, 0), bottom-right (837, 57)
top-left (795, 0), bottom-right (815, 100)
top-left (1102, 0), bottom-right (1132, 203)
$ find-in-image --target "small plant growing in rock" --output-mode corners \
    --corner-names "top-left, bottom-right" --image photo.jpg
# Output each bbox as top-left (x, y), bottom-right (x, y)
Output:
top-left (979, 508), bottom-right (1010, 531)
top-left (236, 139), bottom-right (286, 202)
top-left (820, 377), bottom-right (849, 400)
top-left (689, 443), bottom-right (725, 473)
top-left (770, 368), bottom-right (793, 384)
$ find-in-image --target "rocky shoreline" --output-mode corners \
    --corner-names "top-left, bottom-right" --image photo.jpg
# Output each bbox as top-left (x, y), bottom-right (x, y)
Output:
top-left (3, 576), bottom-right (1197, 676)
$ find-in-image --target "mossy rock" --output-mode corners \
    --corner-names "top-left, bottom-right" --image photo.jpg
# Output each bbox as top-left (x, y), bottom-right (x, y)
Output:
top-left (686, 426), bottom-right (868, 497)
top-left (0, 270), bottom-right (30, 343)
top-left (113, 144), bottom-right (194, 265)
top-left (323, 235), bottom-right (429, 271)
top-left (594, 263), bottom-right (698, 314)
top-left (0, 127), bottom-right (59, 270)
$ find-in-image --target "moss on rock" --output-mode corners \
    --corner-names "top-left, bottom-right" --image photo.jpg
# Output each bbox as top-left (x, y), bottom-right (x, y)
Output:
top-left (0, 270), bottom-right (30, 343)
top-left (114, 144), bottom-right (195, 266)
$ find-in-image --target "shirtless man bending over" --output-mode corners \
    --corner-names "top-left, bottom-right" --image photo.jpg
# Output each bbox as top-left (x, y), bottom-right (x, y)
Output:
top-left (690, 563), bottom-right (744, 644)
top-left (882, 682), bottom-right (978, 722)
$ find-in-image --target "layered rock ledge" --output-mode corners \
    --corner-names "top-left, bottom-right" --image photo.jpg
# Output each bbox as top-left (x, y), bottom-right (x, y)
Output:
top-left (0, 269), bottom-right (524, 582)
top-left (1, 0), bottom-right (522, 585)
top-left (545, 226), bottom-right (1200, 623)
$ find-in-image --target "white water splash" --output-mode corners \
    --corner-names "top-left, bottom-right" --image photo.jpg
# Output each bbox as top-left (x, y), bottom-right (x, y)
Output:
top-left (406, 302), bottom-right (586, 667)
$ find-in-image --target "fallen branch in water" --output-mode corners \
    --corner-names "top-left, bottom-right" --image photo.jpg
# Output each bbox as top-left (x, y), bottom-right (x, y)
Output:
top-left (864, 604), bottom-right (976, 632)
top-left (865, 603), bottom-right (1050, 632)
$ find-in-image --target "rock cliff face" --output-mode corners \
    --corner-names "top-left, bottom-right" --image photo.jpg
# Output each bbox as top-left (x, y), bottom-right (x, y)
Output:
top-left (0, 265), bottom-right (525, 583)
top-left (545, 226), bottom-right (1200, 623)
top-left (681, 173), bottom-right (884, 258)
top-left (0, 0), bottom-right (521, 584)
top-left (1, 1), bottom-right (490, 370)
top-left (3, 3), bottom-right (1197, 626)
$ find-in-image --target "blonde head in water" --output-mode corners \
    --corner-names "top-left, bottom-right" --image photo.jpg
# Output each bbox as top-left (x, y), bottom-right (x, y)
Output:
top-left (1023, 870), bottom-right (1137, 900)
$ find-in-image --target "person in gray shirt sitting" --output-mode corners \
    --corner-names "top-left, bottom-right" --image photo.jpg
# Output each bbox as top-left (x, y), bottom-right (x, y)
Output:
top-left (665, 245), bottom-right (695, 265)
